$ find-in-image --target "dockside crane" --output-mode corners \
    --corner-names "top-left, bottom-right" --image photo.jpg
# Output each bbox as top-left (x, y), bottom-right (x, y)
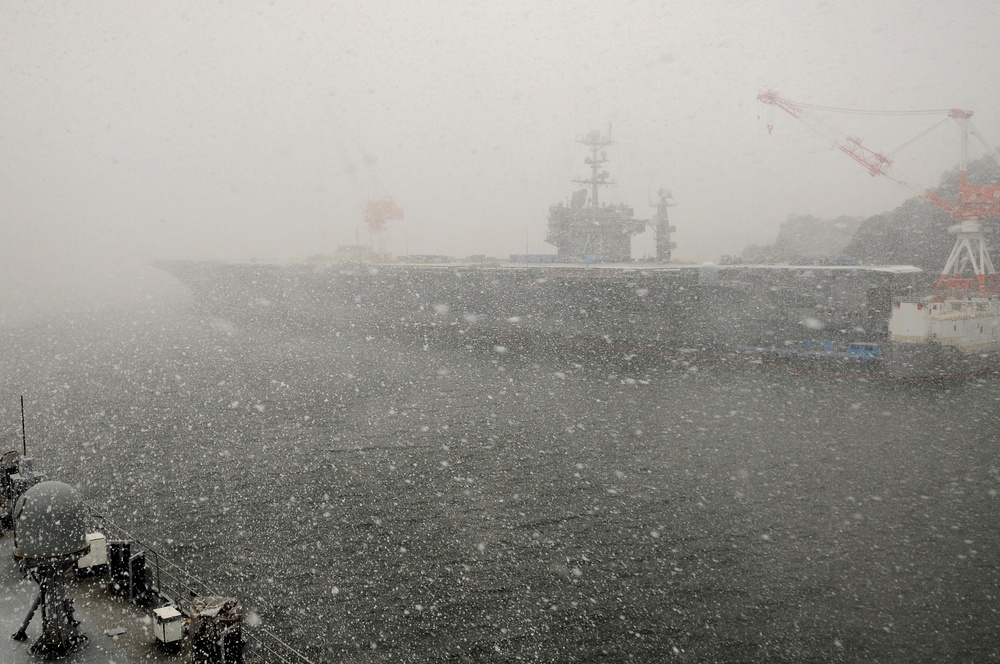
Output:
top-left (333, 144), bottom-right (404, 257)
top-left (359, 154), bottom-right (404, 256)
top-left (757, 90), bottom-right (1000, 295)
top-left (363, 192), bottom-right (404, 248)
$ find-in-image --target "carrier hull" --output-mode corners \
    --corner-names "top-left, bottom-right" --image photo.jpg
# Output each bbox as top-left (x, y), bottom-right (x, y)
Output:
top-left (155, 259), bottom-right (948, 370)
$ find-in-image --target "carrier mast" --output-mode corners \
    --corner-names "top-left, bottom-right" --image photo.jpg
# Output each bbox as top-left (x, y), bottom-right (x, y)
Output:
top-left (574, 129), bottom-right (616, 208)
top-left (545, 129), bottom-right (645, 262)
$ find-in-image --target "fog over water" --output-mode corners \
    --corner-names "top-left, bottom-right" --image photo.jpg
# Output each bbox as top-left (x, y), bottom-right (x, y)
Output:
top-left (3, 4), bottom-right (1000, 659)
top-left (4, 0), bottom-right (1000, 318)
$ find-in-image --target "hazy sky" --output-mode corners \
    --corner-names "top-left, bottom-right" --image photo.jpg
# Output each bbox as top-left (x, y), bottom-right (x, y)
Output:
top-left (4, 0), bottom-right (1000, 314)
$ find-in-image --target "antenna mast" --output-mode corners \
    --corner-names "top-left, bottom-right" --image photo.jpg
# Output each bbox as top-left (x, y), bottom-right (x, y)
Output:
top-left (20, 395), bottom-right (27, 456)
top-left (574, 128), bottom-right (616, 207)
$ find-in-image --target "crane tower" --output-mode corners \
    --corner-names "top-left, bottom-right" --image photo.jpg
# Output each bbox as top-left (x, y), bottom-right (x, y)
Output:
top-left (359, 154), bottom-right (403, 257)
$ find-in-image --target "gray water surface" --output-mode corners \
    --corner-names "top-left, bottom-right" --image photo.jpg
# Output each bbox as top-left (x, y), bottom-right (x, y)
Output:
top-left (3, 308), bottom-right (998, 662)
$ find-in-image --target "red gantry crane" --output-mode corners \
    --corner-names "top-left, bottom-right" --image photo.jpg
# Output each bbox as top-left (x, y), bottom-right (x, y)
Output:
top-left (757, 89), bottom-right (1000, 295)
top-left (359, 155), bottom-right (404, 256)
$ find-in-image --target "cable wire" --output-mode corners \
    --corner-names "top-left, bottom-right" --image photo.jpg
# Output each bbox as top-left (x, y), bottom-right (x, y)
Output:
top-left (788, 99), bottom-right (953, 116)
top-left (888, 116), bottom-right (952, 156)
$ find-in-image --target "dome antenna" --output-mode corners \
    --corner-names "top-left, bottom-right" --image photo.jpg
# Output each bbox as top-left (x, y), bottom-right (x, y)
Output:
top-left (11, 481), bottom-right (91, 656)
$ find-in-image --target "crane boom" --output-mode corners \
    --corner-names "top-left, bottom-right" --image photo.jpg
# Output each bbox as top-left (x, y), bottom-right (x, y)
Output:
top-left (758, 89), bottom-right (1000, 295)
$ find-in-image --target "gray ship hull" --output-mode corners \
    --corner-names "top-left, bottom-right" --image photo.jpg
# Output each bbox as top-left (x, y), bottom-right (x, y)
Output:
top-left (157, 260), bottom-right (919, 351)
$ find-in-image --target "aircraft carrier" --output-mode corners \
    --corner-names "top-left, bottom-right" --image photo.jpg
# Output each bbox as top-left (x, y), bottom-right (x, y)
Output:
top-left (154, 128), bottom-right (1000, 379)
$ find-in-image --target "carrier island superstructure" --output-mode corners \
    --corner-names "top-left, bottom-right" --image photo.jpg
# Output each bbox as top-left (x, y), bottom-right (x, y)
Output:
top-left (545, 129), bottom-right (675, 263)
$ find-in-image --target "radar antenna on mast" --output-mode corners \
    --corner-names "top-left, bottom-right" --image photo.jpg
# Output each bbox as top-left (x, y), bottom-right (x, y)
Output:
top-left (649, 188), bottom-right (677, 263)
top-left (574, 127), bottom-right (616, 208)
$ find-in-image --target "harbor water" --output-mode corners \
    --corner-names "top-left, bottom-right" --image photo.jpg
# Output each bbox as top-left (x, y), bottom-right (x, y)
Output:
top-left (2, 306), bottom-right (998, 662)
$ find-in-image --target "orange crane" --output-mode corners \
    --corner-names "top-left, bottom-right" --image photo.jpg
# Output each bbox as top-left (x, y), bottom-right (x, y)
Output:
top-left (358, 154), bottom-right (403, 255)
top-left (758, 90), bottom-right (1000, 295)
top-left (363, 195), bottom-right (404, 235)
top-left (336, 150), bottom-right (403, 256)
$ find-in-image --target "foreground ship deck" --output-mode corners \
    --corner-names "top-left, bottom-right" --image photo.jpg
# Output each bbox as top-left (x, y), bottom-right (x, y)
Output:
top-left (0, 520), bottom-right (189, 664)
top-left (1, 450), bottom-right (313, 664)
top-left (1, 536), bottom-right (179, 664)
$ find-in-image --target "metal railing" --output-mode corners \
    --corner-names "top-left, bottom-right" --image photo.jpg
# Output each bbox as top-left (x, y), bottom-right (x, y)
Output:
top-left (88, 509), bottom-right (315, 664)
